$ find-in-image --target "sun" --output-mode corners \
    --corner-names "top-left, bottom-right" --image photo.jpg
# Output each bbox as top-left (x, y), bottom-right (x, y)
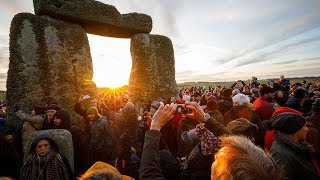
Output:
top-left (88, 34), bottom-right (131, 88)
top-left (92, 59), bottom-right (131, 88)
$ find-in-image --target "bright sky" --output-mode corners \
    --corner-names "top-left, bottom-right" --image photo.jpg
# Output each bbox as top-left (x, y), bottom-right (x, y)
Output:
top-left (0, 0), bottom-right (320, 89)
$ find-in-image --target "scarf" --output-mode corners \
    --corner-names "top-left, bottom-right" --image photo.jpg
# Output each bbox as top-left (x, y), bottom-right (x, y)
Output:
top-left (20, 150), bottom-right (70, 180)
top-left (195, 123), bottom-right (221, 156)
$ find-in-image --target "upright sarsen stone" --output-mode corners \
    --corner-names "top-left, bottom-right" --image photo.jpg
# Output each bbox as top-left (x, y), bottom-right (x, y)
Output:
top-left (129, 34), bottom-right (178, 103)
top-left (33, 0), bottom-right (152, 38)
top-left (6, 13), bottom-right (92, 129)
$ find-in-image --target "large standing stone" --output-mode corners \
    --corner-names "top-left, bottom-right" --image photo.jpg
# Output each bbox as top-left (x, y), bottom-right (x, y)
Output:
top-left (6, 13), bottom-right (92, 129)
top-left (33, 0), bottom-right (152, 38)
top-left (23, 129), bottom-right (74, 171)
top-left (129, 34), bottom-right (178, 103)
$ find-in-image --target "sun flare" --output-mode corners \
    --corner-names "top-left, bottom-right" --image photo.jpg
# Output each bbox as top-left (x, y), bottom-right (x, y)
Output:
top-left (88, 34), bottom-right (131, 88)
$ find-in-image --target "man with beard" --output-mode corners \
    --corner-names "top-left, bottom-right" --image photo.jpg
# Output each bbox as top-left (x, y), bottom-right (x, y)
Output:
top-left (86, 107), bottom-right (117, 165)
top-left (253, 86), bottom-right (275, 121)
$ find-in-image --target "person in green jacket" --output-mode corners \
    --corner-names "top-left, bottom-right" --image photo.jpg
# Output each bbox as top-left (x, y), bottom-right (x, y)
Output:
top-left (270, 112), bottom-right (320, 180)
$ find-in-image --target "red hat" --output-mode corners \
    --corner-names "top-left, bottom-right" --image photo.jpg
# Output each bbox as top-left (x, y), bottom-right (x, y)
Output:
top-left (272, 107), bottom-right (302, 117)
top-left (206, 98), bottom-right (218, 110)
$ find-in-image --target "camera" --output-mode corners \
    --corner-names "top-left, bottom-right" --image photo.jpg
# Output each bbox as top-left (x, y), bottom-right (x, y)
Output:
top-left (175, 104), bottom-right (188, 114)
top-left (82, 95), bottom-right (90, 100)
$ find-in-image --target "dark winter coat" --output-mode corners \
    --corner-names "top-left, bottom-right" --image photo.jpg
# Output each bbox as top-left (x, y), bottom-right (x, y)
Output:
top-left (89, 115), bottom-right (117, 163)
top-left (270, 132), bottom-right (320, 180)
top-left (306, 112), bottom-right (320, 164)
top-left (139, 130), bottom-right (166, 180)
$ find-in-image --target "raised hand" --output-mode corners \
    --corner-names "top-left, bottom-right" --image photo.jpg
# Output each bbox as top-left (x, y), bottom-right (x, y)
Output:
top-left (150, 103), bottom-right (177, 131)
top-left (185, 101), bottom-right (206, 123)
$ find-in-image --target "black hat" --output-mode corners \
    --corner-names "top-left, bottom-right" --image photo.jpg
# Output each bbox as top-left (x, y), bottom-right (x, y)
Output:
top-left (271, 112), bottom-right (306, 134)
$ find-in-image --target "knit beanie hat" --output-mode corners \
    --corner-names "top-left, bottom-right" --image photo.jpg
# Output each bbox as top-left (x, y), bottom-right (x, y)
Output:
top-left (87, 106), bottom-right (99, 116)
top-left (271, 112), bottom-right (306, 134)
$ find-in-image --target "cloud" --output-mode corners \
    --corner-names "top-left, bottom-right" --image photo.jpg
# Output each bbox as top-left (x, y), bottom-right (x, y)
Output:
top-left (0, 46), bottom-right (9, 72)
top-left (0, 0), bottom-right (33, 15)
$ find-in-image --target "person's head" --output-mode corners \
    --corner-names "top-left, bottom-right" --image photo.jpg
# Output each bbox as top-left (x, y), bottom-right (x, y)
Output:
top-left (193, 92), bottom-right (202, 102)
top-left (170, 96), bottom-right (176, 104)
top-left (279, 75), bottom-right (285, 81)
top-left (312, 99), bottom-right (320, 113)
top-left (290, 84), bottom-right (301, 94)
top-left (232, 89), bottom-right (240, 96)
top-left (271, 112), bottom-right (308, 142)
top-left (222, 89), bottom-right (233, 99)
top-left (268, 80), bottom-right (274, 88)
top-left (226, 118), bottom-right (258, 141)
top-left (272, 102), bottom-right (280, 109)
top-left (243, 86), bottom-right (250, 93)
top-left (87, 107), bottom-right (99, 121)
top-left (206, 96), bottom-right (218, 111)
top-left (53, 109), bottom-right (71, 129)
top-left (211, 136), bottom-right (283, 180)
top-left (259, 86), bottom-right (274, 101)
top-left (30, 135), bottom-right (59, 156)
top-left (292, 87), bottom-right (306, 99)
top-left (79, 161), bottom-right (131, 180)
top-left (150, 101), bottom-right (160, 115)
top-left (232, 93), bottom-right (250, 107)
top-left (89, 99), bottom-right (99, 108)
top-left (46, 104), bottom-right (61, 120)
top-left (275, 90), bottom-right (284, 98)
top-left (250, 88), bottom-right (259, 98)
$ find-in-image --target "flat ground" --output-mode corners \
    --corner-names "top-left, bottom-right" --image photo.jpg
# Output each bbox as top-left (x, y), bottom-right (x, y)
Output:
top-left (0, 77), bottom-right (319, 101)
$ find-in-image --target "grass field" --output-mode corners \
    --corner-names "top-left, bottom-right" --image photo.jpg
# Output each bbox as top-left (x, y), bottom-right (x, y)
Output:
top-left (0, 76), bottom-right (318, 101)
top-left (0, 91), bottom-right (5, 101)
top-left (177, 77), bottom-right (319, 89)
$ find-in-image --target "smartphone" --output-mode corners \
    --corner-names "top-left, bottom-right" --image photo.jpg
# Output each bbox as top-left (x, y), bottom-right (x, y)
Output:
top-left (82, 95), bottom-right (90, 100)
top-left (175, 104), bottom-right (188, 114)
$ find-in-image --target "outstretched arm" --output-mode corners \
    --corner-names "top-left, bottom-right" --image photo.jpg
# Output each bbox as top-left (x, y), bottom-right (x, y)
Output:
top-left (140, 104), bottom-right (177, 180)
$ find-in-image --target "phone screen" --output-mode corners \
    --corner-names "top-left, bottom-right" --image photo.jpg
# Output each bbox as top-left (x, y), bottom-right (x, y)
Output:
top-left (83, 95), bottom-right (90, 100)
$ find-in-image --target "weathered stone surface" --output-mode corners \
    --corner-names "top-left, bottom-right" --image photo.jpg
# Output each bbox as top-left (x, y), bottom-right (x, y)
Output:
top-left (129, 34), bottom-right (178, 103)
top-left (6, 13), bottom-right (92, 129)
top-left (23, 129), bottom-right (74, 171)
top-left (33, 0), bottom-right (152, 38)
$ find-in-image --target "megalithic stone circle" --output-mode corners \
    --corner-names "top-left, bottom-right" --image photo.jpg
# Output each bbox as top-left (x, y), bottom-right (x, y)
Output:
top-left (6, 13), bottom-right (92, 129)
top-left (129, 33), bottom-right (178, 103)
top-left (6, 1), bottom-right (178, 129)
top-left (33, 0), bottom-right (152, 38)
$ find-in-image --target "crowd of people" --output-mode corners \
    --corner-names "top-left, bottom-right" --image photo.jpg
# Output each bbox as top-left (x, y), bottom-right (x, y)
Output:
top-left (0, 75), bottom-right (320, 180)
